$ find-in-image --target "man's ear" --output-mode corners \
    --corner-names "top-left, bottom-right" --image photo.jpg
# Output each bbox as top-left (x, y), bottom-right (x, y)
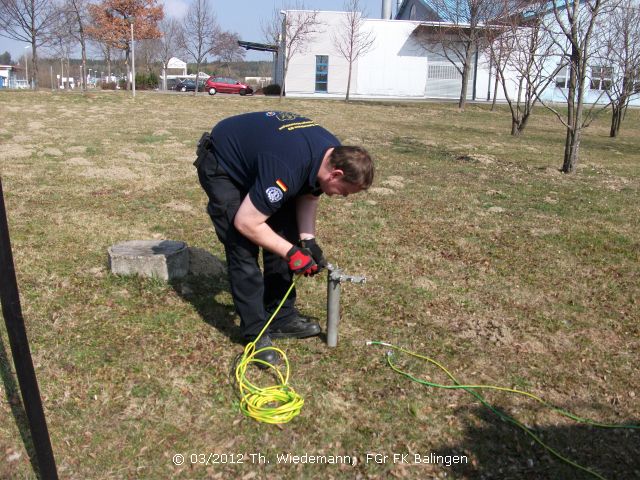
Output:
top-left (329, 168), bottom-right (344, 180)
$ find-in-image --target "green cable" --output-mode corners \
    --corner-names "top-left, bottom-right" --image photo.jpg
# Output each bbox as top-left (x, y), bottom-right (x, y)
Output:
top-left (368, 341), bottom-right (640, 480)
top-left (234, 277), bottom-right (304, 424)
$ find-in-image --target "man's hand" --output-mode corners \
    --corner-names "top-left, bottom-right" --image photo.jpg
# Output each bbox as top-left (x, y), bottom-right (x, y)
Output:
top-left (286, 246), bottom-right (318, 276)
top-left (299, 238), bottom-right (327, 272)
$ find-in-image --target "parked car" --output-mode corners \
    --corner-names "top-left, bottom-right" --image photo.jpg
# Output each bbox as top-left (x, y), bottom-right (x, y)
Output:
top-left (204, 77), bottom-right (253, 96)
top-left (174, 79), bottom-right (196, 92)
top-left (174, 79), bottom-right (206, 92)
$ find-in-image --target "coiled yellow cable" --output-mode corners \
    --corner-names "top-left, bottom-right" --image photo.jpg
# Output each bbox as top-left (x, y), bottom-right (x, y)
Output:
top-left (234, 278), bottom-right (304, 424)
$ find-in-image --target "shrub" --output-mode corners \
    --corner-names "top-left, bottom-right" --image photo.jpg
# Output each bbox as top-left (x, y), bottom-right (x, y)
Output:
top-left (100, 81), bottom-right (117, 90)
top-left (261, 83), bottom-right (281, 96)
top-left (135, 72), bottom-right (159, 90)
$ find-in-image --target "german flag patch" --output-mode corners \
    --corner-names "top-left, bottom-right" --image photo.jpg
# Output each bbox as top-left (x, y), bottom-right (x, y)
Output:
top-left (275, 179), bottom-right (288, 192)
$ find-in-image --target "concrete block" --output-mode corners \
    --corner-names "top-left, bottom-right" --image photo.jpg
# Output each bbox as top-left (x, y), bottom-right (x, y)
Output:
top-left (108, 240), bottom-right (189, 281)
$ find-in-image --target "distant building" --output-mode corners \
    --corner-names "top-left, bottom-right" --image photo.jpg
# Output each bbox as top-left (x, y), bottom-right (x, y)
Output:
top-left (58, 76), bottom-right (76, 89)
top-left (0, 65), bottom-right (25, 89)
top-left (395, 0), bottom-right (440, 21)
top-left (166, 57), bottom-right (187, 76)
top-left (274, 3), bottom-right (640, 106)
top-left (159, 57), bottom-right (211, 90)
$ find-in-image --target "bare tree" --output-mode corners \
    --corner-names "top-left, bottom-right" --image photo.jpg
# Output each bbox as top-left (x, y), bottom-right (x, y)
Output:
top-left (179, 0), bottom-right (218, 95)
top-left (158, 17), bottom-right (182, 90)
top-left (0, 0), bottom-right (58, 89)
top-left (543, 0), bottom-right (616, 173)
top-left (332, 0), bottom-right (375, 102)
top-left (487, 1), bottom-right (564, 135)
top-left (48, 22), bottom-right (75, 89)
top-left (136, 38), bottom-right (161, 75)
top-left (211, 31), bottom-right (245, 75)
top-left (594, 0), bottom-right (640, 137)
top-left (264, 2), bottom-right (323, 100)
top-left (92, 39), bottom-right (114, 81)
top-left (58, 0), bottom-right (91, 91)
top-left (419, 0), bottom-right (505, 110)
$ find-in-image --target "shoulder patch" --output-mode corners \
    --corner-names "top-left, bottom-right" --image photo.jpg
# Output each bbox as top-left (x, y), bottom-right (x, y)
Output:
top-left (266, 186), bottom-right (284, 203)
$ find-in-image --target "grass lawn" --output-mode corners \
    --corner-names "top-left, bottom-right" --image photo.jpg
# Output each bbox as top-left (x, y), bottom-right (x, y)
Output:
top-left (0, 90), bottom-right (638, 479)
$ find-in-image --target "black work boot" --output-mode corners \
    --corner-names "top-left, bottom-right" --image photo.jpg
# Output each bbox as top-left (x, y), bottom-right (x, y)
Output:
top-left (268, 314), bottom-right (321, 339)
top-left (249, 335), bottom-right (280, 369)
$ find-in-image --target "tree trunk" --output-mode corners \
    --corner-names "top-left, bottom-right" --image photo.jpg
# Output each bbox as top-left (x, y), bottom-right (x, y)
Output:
top-left (75, 8), bottom-right (87, 91)
top-left (126, 46), bottom-right (131, 91)
top-left (30, 41), bottom-right (38, 89)
top-left (345, 59), bottom-right (352, 102)
top-left (511, 118), bottom-right (521, 136)
top-left (459, 63), bottom-right (469, 110)
top-left (458, 44), bottom-right (474, 111)
top-left (517, 113), bottom-right (530, 135)
top-left (609, 99), bottom-right (629, 138)
top-left (562, 45), bottom-right (582, 174)
top-left (610, 104), bottom-right (621, 137)
top-left (81, 43), bottom-right (87, 92)
top-left (562, 128), bottom-right (581, 173)
top-left (279, 64), bottom-right (287, 102)
top-left (490, 73), bottom-right (499, 111)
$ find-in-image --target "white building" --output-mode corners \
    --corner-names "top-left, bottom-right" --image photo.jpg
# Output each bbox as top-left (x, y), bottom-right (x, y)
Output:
top-left (0, 65), bottom-right (26, 89)
top-left (275, 1), bottom-right (640, 106)
top-left (277, 9), bottom-right (489, 100)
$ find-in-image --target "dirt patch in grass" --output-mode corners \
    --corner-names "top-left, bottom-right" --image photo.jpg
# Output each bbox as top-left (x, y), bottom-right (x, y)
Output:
top-left (64, 157), bottom-right (93, 166)
top-left (76, 166), bottom-right (138, 180)
top-left (27, 121), bottom-right (45, 131)
top-left (0, 143), bottom-right (32, 160)
top-left (368, 187), bottom-right (395, 195)
top-left (119, 148), bottom-right (151, 162)
top-left (66, 145), bottom-right (88, 154)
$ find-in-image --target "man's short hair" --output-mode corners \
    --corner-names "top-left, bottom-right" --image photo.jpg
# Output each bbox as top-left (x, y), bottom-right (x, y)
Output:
top-left (329, 146), bottom-right (374, 189)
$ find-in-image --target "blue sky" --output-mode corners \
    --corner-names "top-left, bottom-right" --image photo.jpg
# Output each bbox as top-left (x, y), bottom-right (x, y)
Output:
top-left (0, 0), bottom-right (397, 63)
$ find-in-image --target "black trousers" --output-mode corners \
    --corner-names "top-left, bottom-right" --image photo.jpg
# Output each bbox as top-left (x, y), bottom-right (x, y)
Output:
top-left (196, 150), bottom-right (299, 339)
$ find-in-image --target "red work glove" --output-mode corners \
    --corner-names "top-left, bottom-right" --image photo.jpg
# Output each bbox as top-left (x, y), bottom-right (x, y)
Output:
top-left (299, 238), bottom-right (327, 273)
top-left (286, 246), bottom-right (318, 276)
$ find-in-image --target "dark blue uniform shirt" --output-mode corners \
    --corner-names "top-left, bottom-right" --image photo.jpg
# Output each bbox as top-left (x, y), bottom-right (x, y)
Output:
top-left (210, 111), bottom-right (340, 216)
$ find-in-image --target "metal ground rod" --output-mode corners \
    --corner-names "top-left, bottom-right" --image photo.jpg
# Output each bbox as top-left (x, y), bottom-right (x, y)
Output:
top-left (326, 263), bottom-right (366, 347)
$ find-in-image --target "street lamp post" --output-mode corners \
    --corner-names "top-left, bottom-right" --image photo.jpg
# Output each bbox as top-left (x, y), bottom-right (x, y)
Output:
top-left (127, 16), bottom-right (136, 98)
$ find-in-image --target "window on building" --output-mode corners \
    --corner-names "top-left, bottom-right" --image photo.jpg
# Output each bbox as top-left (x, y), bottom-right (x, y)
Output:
top-left (315, 55), bottom-right (328, 92)
top-left (590, 66), bottom-right (613, 91)
top-left (555, 64), bottom-right (570, 88)
top-left (428, 64), bottom-right (460, 80)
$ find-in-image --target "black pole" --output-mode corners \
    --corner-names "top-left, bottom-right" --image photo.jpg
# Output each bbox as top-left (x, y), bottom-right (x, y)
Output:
top-left (0, 178), bottom-right (58, 480)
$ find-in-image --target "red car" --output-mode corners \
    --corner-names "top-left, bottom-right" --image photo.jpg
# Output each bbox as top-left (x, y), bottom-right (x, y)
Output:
top-left (205, 76), bottom-right (253, 96)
